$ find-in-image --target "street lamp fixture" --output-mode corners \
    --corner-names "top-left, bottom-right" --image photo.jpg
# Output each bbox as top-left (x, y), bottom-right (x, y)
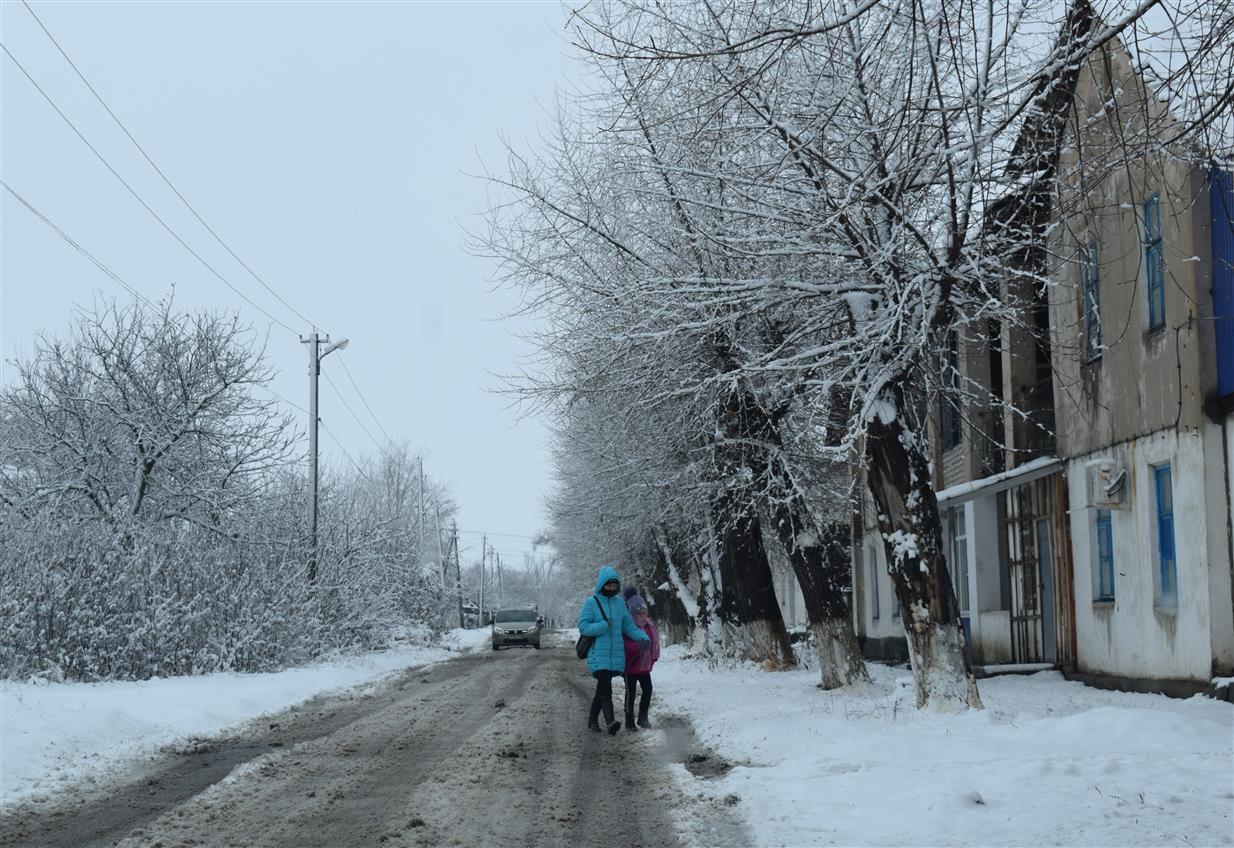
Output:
top-left (320, 337), bottom-right (349, 359)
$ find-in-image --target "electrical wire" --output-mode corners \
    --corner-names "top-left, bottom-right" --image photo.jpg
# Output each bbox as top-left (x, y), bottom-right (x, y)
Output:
top-left (318, 419), bottom-right (381, 488)
top-left (3, 18), bottom-right (402, 466)
top-left (0, 40), bottom-right (299, 335)
top-left (456, 528), bottom-right (540, 540)
top-left (336, 353), bottom-right (395, 446)
top-left (262, 385), bottom-right (309, 415)
top-left (322, 369), bottom-right (385, 452)
top-left (1, 179), bottom-right (157, 311)
top-left (18, 0), bottom-right (319, 331)
top-left (0, 178), bottom-right (308, 420)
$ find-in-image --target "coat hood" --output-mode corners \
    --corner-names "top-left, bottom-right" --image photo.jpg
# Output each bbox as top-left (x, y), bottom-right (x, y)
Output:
top-left (594, 565), bottom-right (621, 594)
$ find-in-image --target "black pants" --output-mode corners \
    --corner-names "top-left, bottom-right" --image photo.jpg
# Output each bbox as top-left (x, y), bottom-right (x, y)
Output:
top-left (624, 673), bottom-right (652, 721)
top-left (590, 670), bottom-right (618, 725)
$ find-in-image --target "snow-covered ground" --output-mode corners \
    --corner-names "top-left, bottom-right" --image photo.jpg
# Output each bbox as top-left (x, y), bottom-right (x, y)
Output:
top-left (0, 628), bottom-right (492, 809)
top-left (654, 648), bottom-right (1234, 847)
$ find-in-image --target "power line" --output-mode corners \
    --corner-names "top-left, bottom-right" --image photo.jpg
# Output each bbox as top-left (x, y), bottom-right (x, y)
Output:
top-left (457, 528), bottom-right (540, 540)
top-left (3, 19), bottom-right (396, 484)
top-left (18, 0), bottom-right (319, 332)
top-left (322, 369), bottom-right (385, 453)
top-left (1, 178), bottom-right (307, 421)
top-left (318, 419), bottom-right (367, 478)
top-left (1, 179), bottom-right (156, 311)
top-left (0, 40), bottom-right (299, 335)
top-left (336, 353), bottom-right (395, 446)
top-left (5, 14), bottom-right (409, 468)
top-left (262, 384), bottom-right (309, 415)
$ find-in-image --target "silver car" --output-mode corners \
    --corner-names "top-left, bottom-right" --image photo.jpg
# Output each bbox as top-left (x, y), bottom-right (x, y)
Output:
top-left (491, 609), bottom-right (542, 650)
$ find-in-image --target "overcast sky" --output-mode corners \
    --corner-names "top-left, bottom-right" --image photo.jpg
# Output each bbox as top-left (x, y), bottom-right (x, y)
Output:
top-left (0, 1), bottom-right (574, 567)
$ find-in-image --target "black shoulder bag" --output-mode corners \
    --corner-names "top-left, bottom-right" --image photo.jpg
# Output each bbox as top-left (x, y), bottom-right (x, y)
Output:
top-left (575, 596), bottom-right (609, 659)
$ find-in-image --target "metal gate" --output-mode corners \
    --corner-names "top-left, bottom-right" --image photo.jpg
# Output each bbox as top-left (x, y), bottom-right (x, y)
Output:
top-left (1005, 473), bottom-right (1076, 667)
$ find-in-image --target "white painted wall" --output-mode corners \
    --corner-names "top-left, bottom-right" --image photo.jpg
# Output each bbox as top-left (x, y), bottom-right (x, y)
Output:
top-left (860, 532), bottom-right (906, 641)
top-left (964, 496), bottom-right (1013, 663)
top-left (1067, 428), bottom-right (1222, 681)
top-left (773, 567), bottom-right (809, 629)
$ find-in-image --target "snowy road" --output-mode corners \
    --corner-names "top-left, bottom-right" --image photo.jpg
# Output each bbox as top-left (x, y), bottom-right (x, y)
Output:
top-left (0, 639), bottom-right (744, 848)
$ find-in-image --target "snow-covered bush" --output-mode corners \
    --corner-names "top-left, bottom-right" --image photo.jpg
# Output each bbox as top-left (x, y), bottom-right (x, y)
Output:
top-left (0, 302), bottom-right (455, 681)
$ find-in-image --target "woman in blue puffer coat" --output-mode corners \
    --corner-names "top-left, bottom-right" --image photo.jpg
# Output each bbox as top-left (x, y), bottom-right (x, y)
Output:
top-left (579, 565), bottom-right (648, 735)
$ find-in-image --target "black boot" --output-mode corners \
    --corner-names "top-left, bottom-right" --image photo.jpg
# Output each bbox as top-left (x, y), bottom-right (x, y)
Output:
top-left (587, 718), bottom-right (602, 733)
top-left (637, 710), bottom-right (651, 729)
top-left (625, 713), bottom-right (638, 731)
top-left (607, 720), bottom-right (622, 736)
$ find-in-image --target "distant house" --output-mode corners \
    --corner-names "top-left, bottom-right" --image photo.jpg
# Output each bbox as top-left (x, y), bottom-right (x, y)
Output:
top-left (852, 5), bottom-right (1234, 692)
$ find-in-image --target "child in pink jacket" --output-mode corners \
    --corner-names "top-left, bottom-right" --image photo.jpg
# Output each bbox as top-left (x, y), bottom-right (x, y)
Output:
top-left (622, 593), bottom-right (660, 730)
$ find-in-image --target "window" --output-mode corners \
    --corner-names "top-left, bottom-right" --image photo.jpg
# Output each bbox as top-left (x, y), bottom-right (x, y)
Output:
top-left (870, 560), bottom-right (880, 620)
top-left (1143, 194), bottom-right (1165, 330)
top-left (1082, 242), bottom-right (1102, 359)
top-left (947, 508), bottom-right (970, 613)
top-left (940, 331), bottom-right (962, 450)
top-left (1095, 509), bottom-right (1115, 601)
top-left (1152, 464), bottom-right (1177, 606)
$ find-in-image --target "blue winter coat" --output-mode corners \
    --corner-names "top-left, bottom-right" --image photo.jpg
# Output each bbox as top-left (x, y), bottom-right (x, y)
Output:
top-left (579, 565), bottom-right (648, 675)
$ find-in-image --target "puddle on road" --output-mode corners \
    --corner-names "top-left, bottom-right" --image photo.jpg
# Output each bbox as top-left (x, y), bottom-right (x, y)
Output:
top-left (652, 715), bottom-right (734, 779)
top-left (647, 714), bottom-right (751, 848)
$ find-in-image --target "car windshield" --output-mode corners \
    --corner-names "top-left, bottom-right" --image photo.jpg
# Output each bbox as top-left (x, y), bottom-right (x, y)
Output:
top-left (495, 610), bottom-right (537, 623)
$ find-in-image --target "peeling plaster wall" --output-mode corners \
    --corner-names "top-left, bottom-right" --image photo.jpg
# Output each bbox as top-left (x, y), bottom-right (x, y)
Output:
top-left (1066, 430), bottom-right (1220, 681)
top-left (1049, 36), bottom-right (1232, 683)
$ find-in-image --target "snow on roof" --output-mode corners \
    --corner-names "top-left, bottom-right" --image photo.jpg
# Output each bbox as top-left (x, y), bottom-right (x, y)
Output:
top-left (934, 455), bottom-right (1061, 506)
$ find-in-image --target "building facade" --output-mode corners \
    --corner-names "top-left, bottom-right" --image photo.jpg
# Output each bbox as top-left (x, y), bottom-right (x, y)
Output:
top-left (851, 18), bottom-right (1234, 690)
top-left (1047, 36), bottom-right (1234, 686)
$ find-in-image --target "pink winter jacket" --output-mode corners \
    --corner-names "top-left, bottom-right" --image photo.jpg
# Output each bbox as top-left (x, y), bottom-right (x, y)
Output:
top-left (623, 615), bottom-right (660, 675)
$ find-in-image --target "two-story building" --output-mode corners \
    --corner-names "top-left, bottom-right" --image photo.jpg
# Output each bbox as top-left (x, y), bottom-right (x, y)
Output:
top-left (852, 5), bottom-right (1234, 692)
top-left (1046, 29), bottom-right (1234, 690)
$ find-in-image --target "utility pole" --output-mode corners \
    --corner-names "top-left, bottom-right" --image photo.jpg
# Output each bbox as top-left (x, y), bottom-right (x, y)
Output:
top-left (434, 501), bottom-right (446, 587)
top-left (496, 551), bottom-right (504, 604)
top-left (479, 534), bottom-right (487, 626)
top-left (300, 331), bottom-right (348, 584)
top-left (417, 457), bottom-right (425, 567)
top-left (452, 521), bottom-right (464, 628)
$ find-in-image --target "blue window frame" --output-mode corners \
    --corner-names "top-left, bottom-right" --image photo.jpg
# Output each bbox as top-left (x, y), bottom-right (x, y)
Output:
top-left (1153, 464), bottom-right (1177, 606)
top-left (1095, 509), bottom-right (1114, 601)
top-left (1083, 242), bottom-right (1102, 359)
top-left (1144, 195), bottom-right (1165, 330)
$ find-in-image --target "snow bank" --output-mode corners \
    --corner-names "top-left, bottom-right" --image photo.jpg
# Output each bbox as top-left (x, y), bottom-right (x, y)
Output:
top-left (654, 649), bottom-right (1234, 847)
top-left (440, 627), bottom-right (492, 653)
top-left (0, 641), bottom-right (462, 808)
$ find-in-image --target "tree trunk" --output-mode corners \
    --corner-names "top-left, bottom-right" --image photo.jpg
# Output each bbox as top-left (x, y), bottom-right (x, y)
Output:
top-left (769, 482), bottom-right (870, 688)
top-left (653, 527), bottom-right (720, 652)
top-left (711, 489), bottom-right (795, 666)
top-left (648, 531), bottom-right (694, 646)
top-left (865, 387), bottom-right (982, 710)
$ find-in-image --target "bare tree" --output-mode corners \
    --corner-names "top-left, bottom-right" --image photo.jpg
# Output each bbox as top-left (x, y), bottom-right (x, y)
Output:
top-left (485, 0), bottom-right (1231, 707)
top-left (1, 299), bottom-right (294, 532)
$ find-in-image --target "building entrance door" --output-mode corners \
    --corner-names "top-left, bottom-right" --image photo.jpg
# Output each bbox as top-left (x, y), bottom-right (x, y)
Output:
top-left (1005, 474), bottom-right (1074, 666)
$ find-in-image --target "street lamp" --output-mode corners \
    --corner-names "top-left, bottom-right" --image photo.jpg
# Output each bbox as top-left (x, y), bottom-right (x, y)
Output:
top-left (301, 332), bottom-right (349, 583)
